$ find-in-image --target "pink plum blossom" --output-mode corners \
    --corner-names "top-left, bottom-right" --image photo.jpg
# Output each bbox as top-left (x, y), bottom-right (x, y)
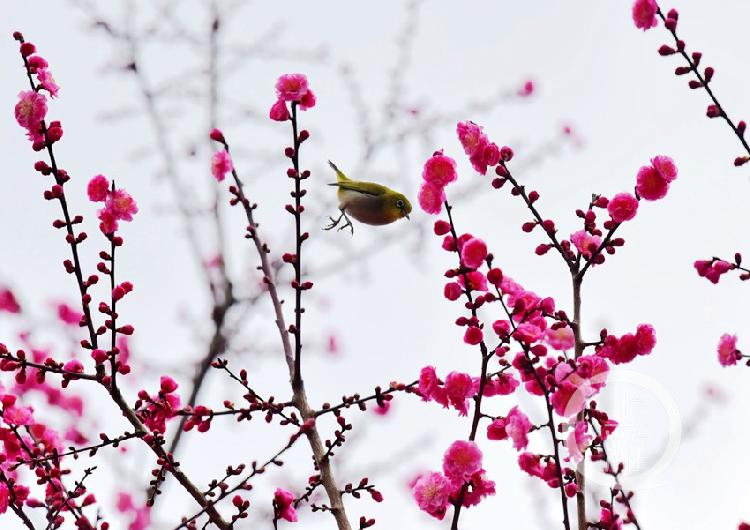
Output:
top-left (546, 325), bottom-right (575, 351)
top-left (274, 488), bottom-right (298, 522)
top-left (570, 230), bottom-right (602, 259)
top-left (718, 334), bottom-right (739, 366)
top-left (565, 421), bottom-right (592, 463)
top-left (269, 99), bottom-right (290, 121)
top-left (87, 175), bottom-right (109, 202)
top-left (211, 150), bottom-right (233, 182)
top-left (422, 153), bottom-right (458, 186)
top-left (461, 237), bottom-right (488, 269)
top-left (632, 0), bottom-right (658, 30)
top-left (15, 90), bottom-right (47, 131)
top-left (607, 193), bottom-right (639, 222)
top-left (275, 73), bottom-right (309, 102)
top-left (411, 472), bottom-right (452, 520)
top-left (418, 181), bottom-right (445, 215)
top-left (443, 440), bottom-right (483, 484)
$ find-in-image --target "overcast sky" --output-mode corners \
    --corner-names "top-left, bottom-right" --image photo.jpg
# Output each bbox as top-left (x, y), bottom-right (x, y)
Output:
top-left (2, 1), bottom-right (750, 529)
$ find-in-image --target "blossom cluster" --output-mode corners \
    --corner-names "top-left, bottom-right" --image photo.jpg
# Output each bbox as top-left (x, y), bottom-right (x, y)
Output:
top-left (412, 441), bottom-right (495, 520)
top-left (409, 118), bottom-right (671, 525)
top-left (269, 73), bottom-right (316, 121)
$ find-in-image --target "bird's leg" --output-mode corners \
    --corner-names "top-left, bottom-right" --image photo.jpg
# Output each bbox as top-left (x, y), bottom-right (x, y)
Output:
top-left (337, 211), bottom-right (354, 235)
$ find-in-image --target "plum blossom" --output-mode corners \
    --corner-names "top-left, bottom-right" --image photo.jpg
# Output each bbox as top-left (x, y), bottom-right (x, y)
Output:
top-left (138, 377), bottom-right (180, 434)
top-left (632, 0), bottom-right (658, 30)
top-left (211, 150), bottom-right (233, 182)
top-left (487, 406), bottom-right (532, 450)
top-left (456, 121), bottom-right (486, 157)
top-left (570, 230), bottom-right (602, 259)
top-left (269, 99), bottom-right (290, 121)
top-left (461, 237), bottom-right (488, 269)
top-left (607, 193), bottom-right (639, 223)
top-left (443, 440), bottom-right (483, 484)
top-left (565, 421), bottom-right (592, 463)
top-left (597, 324), bottom-right (657, 365)
top-left (546, 325), bottom-right (575, 351)
top-left (411, 472), bottom-right (452, 520)
top-left (482, 373), bottom-right (519, 396)
top-left (275, 73), bottom-right (309, 102)
top-left (636, 156), bottom-right (677, 201)
top-left (0, 287), bottom-right (21, 314)
top-left (15, 90), bottom-right (47, 132)
top-left (422, 153), bottom-right (458, 186)
top-left (274, 488), bottom-right (298, 522)
top-left (551, 355), bottom-right (610, 416)
top-left (418, 181), bottom-right (446, 215)
top-left (718, 334), bottom-right (739, 366)
top-left (694, 259), bottom-right (733, 284)
top-left (461, 470), bottom-right (496, 507)
top-left (88, 175), bottom-right (138, 234)
top-left (444, 371), bottom-right (478, 416)
top-left (36, 69), bottom-right (59, 97)
top-left (87, 174), bottom-right (109, 202)
top-left (271, 74), bottom-right (315, 120)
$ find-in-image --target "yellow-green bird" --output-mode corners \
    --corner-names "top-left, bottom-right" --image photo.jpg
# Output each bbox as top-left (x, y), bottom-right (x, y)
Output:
top-left (325, 161), bottom-right (412, 234)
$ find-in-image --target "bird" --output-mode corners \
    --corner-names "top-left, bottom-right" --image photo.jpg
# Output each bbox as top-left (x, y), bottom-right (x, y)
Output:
top-left (325, 161), bottom-right (412, 234)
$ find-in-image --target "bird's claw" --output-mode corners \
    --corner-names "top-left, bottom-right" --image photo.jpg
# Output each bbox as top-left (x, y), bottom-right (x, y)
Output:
top-left (323, 210), bottom-right (354, 235)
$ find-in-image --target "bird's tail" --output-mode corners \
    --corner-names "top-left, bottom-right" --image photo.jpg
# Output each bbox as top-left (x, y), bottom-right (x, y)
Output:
top-left (328, 160), bottom-right (350, 185)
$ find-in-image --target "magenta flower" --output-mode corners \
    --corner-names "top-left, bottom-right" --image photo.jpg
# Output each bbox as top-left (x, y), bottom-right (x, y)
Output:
top-left (443, 282), bottom-right (463, 301)
top-left (56, 302), bottom-right (83, 326)
top-left (411, 472), bottom-right (452, 520)
top-left (695, 259), bottom-right (733, 284)
top-left (570, 230), bottom-right (602, 259)
top-left (463, 326), bottom-right (483, 346)
top-left (14, 90), bottom-right (47, 131)
top-left (636, 166), bottom-right (668, 200)
top-left (718, 334), bottom-right (739, 366)
top-left (0, 287), bottom-right (21, 314)
top-left (487, 406), bottom-right (532, 450)
top-left (461, 470), bottom-right (496, 507)
top-left (651, 155), bottom-right (678, 182)
top-left (443, 440), bottom-right (483, 485)
top-left (87, 175), bottom-right (109, 202)
top-left (418, 366), bottom-right (440, 400)
top-left (518, 452), bottom-right (542, 477)
top-left (461, 237), bottom-right (487, 269)
top-left (632, 0), bottom-right (658, 30)
top-left (275, 73), bottom-right (309, 102)
top-left (105, 189), bottom-right (139, 221)
top-left (36, 69), bottom-right (59, 97)
top-left (545, 325), bottom-right (575, 351)
top-left (565, 421), bottom-right (592, 464)
top-left (299, 89), bottom-right (316, 110)
top-left (444, 371), bottom-right (477, 416)
top-left (269, 98), bottom-right (290, 121)
top-left (273, 488), bottom-right (298, 522)
top-left (607, 192), bottom-right (639, 222)
top-left (422, 153), bottom-right (458, 187)
top-left (418, 181), bottom-right (446, 215)
top-left (483, 373), bottom-right (519, 397)
top-left (211, 150), bottom-right (233, 182)
top-left (456, 121), bottom-right (486, 157)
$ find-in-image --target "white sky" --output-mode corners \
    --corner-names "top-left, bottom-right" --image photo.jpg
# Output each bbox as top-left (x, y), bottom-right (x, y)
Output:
top-left (2, 1), bottom-right (750, 529)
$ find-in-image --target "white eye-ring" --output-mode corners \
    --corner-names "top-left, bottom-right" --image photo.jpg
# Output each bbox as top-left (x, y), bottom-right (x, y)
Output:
top-left (396, 199), bottom-right (404, 208)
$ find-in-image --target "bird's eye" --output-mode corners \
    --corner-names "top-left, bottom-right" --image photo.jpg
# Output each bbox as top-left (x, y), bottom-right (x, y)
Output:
top-left (396, 200), bottom-right (404, 208)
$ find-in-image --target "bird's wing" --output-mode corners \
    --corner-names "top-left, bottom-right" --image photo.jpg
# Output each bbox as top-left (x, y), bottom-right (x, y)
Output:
top-left (328, 180), bottom-right (388, 196)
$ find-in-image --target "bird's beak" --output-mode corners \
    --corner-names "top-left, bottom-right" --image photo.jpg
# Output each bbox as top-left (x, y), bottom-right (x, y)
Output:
top-left (405, 213), bottom-right (410, 220)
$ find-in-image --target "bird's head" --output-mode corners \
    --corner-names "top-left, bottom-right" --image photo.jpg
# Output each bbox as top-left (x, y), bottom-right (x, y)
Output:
top-left (389, 192), bottom-right (412, 221)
